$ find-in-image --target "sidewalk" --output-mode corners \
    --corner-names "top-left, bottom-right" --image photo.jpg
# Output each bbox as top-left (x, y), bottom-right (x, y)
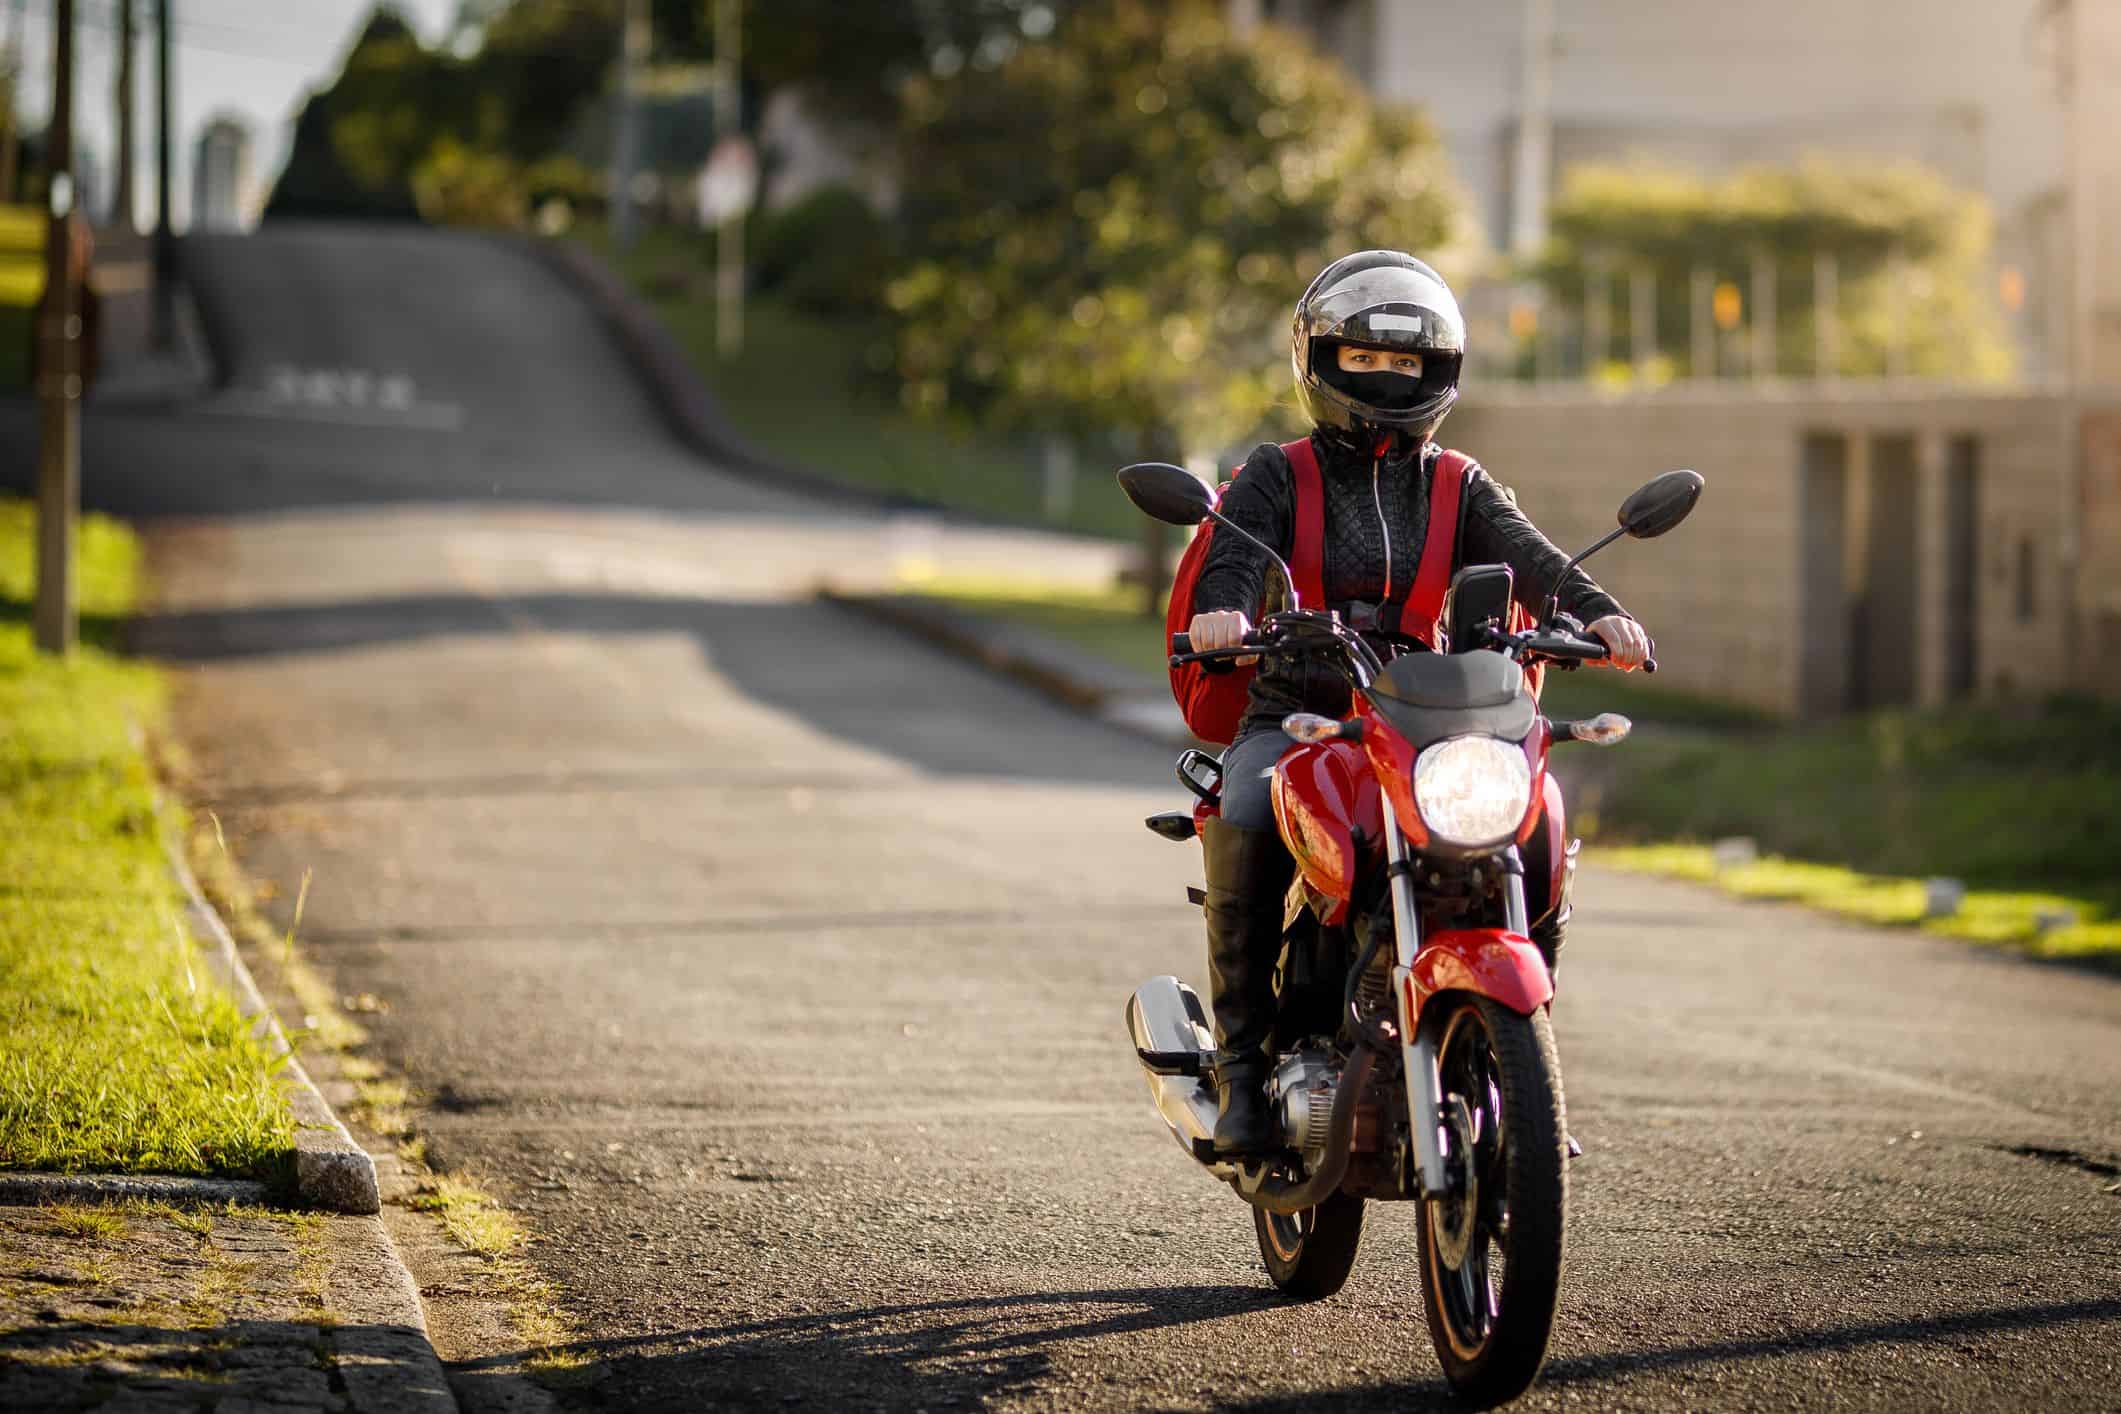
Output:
top-left (0, 1201), bottom-right (453, 1413)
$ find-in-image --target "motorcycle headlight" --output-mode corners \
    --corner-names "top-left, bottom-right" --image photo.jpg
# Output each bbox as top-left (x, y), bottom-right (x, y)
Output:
top-left (1413, 736), bottom-right (1533, 848)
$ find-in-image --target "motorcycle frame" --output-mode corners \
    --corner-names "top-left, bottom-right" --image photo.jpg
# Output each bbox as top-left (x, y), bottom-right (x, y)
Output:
top-left (1278, 699), bottom-right (1557, 1200)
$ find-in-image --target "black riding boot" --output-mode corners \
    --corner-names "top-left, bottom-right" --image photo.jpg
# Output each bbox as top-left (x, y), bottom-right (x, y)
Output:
top-left (1201, 818), bottom-right (1293, 1155)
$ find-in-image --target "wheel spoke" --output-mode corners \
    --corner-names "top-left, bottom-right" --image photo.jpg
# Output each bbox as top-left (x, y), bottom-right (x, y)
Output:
top-left (1458, 1239), bottom-right (1489, 1340)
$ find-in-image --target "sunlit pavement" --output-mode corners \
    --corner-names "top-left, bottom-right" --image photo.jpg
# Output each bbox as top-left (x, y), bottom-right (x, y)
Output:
top-left (6, 225), bottom-right (2117, 1410)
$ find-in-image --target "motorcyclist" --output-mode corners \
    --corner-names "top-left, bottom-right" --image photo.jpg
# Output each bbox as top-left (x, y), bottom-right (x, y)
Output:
top-left (1188, 250), bottom-right (1649, 1155)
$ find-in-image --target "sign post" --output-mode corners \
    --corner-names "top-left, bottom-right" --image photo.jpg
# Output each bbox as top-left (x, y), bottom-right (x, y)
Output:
top-left (711, 0), bottom-right (745, 358)
top-left (697, 135), bottom-right (756, 360)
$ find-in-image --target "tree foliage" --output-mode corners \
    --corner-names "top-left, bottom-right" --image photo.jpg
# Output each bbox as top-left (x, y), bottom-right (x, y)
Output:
top-left (265, 10), bottom-right (436, 220)
top-left (887, 0), bottom-right (1465, 455)
top-left (268, 0), bottom-right (1059, 224)
top-left (1535, 160), bottom-right (2012, 381)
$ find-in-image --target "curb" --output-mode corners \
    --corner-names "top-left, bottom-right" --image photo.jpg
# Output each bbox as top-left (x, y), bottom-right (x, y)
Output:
top-left (819, 587), bottom-right (1196, 751)
top-left (518, 235), bottom-right (917, 512)
top-left (164, 834), bottom-right (383, 1216)
top-left (0, 1173), bottom-right (270, 1207)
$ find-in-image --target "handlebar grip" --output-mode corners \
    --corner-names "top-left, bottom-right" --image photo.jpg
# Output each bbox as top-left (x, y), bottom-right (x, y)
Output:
top-left (1171, 632), bottom-right (1192, 654)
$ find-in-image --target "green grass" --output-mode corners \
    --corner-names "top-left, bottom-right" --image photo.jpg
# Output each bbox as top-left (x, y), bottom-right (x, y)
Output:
top-left (1603, 844), bottom-right (2121, 967)
top-left (576, 224), bottom-right (1145, 540)
top-left (0, 498), bottom-right (295, 1179)
top-left (1588, 698), bottom-right (2121, 908)
top-left (892, 571), bottom-right (2119, 966)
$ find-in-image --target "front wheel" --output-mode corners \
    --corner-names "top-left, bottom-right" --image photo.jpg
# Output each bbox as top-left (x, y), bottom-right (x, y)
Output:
top-left (1253, 1191), bottom-right (1365, 1300)
top-left (1416, 996), bottom-right (1567, 1407)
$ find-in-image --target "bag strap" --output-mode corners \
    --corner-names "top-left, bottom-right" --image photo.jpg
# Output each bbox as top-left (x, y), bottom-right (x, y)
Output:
top-left (1280, 437), bottom-right (1327, 608)
top-left (1405, 448), bottom-right (1470, 641)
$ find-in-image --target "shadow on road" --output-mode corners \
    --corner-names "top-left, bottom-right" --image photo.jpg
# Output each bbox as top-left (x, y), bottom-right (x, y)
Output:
top-left (460, 1285), bottom-right (1331, 1411)
top-left (132, 590), bottom-right (1170, 789)
top-left (1210, 1295), bottom-right (2121, 1410)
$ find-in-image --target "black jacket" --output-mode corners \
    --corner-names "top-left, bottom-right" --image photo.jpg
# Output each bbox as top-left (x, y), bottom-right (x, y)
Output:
top-left (1192, 434), bottom-right (1628, 738)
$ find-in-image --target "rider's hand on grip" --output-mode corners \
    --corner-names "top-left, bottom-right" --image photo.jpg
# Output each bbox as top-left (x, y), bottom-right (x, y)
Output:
top-left (1588, 614), bottom-right (1652, 671)
top-left (1189, 610), bottom-right (1258, 666)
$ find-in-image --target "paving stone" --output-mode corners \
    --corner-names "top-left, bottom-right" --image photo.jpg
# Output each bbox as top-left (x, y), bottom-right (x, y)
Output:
top-left (0, 1204), bottom-right (451, 1412)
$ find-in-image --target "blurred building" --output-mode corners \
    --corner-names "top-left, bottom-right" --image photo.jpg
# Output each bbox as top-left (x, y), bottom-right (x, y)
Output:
top-left (192, 115), bottom-right (254, 233)
top-left (1239, 0), bottom-right (2119, 389)
top-left (1236, 0), bottom-right (2121, 707)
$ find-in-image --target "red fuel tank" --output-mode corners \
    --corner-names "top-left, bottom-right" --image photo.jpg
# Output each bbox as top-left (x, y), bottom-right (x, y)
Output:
top-left (1270, 739), bottom-right (1384, 924)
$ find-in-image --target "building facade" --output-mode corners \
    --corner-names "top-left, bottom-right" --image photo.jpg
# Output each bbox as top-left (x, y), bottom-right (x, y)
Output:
top-left (1238, 0), bottom-right (2120, 388)
top-left (192, 116), bottom-right (254, 234)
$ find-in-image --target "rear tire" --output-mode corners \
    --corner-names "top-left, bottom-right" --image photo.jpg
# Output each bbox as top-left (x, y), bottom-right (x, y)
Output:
top-left (1416, 996), bottom-right (1566, 1407)
top-left (1253, 1191), bottom-right (1365, 1300)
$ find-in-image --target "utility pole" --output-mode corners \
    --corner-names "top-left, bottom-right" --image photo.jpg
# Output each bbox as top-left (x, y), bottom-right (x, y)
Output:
top-left (152, 0), bottom-right (173, 349)
top-left (113, 0), bottom-right (134, 230)
top-left (714, 0), bottom-right (742, 357)
top-left (0, 0), bottom-right (26, 204)
top-left (35, 0), bottom-right (80, 656)
top-left (1509, 0), bottom-right (1553, 259)
top-left (609, 0), bottom-right (646, 251)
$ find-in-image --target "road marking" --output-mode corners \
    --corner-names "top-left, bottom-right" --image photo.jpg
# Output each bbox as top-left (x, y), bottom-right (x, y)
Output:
top-left (201, 364), bottom-right (465, 430)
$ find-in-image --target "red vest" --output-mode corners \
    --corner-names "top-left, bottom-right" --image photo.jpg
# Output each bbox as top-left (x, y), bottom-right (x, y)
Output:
top-left (1165, 441), bottom-right (1487, 745)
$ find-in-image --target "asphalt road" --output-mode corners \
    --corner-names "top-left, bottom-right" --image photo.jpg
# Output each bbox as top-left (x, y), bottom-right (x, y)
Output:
top-left (7, 224), bottom-right (2118, 1411)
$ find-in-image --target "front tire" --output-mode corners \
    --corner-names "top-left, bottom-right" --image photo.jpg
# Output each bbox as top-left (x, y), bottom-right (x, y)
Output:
top-left (1416, 996), bottom-right (1566, 1406)
top-left (1254, 1191), bottom-right (1365, 1300)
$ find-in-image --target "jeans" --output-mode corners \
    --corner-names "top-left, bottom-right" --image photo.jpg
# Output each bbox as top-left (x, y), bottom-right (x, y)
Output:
top-left (1217, 727), bottom-right (1291, 832)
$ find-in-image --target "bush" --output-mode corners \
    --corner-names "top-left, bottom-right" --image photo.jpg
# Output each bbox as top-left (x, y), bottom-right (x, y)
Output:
top-left (750, 184), bottom-right (894, 316)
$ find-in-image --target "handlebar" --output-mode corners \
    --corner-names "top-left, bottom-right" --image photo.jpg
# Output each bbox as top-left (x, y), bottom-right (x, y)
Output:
top-left (1172, 617), bottom-right (1656, 674)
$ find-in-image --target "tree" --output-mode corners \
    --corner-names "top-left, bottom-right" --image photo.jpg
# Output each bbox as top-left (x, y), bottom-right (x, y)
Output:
top-left (265, 9), bottom-right (443, 220)
top-left (1532, 160), bottom-right (2013, 382)
top-left (885, 0), bottom-right (1466, 459)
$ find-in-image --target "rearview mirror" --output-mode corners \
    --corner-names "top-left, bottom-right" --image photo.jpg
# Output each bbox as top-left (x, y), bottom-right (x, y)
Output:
top-left (1117, 462), bottom-right (1214, 526)
top-left (1618, 469), bottom-right (1704, 539)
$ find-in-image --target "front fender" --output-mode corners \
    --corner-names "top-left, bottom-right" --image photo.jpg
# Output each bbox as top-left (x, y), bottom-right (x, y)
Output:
top-left (1406, 928), bottom-right (1554, 1018)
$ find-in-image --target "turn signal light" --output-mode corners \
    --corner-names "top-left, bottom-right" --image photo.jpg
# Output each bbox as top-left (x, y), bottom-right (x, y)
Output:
top-left (1565, 712), bottom-right (1633, 746)
top-left (1283, 713), bottom-right (1360, 744)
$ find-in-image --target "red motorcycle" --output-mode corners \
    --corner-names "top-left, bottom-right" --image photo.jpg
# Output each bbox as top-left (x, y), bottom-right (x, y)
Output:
top-left (1120, 462), bottom-right (1702, 1406)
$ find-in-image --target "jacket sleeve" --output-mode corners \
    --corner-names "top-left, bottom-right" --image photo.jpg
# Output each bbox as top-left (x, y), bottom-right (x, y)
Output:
top-left (1190, 442), bottom-right (1297, 618)
top-left (1459, 465), bottom-right (1627, 625)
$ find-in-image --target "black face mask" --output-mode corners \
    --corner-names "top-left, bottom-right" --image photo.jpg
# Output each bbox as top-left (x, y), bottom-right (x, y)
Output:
top-left (1322, 367), bottom-right (1426, 411)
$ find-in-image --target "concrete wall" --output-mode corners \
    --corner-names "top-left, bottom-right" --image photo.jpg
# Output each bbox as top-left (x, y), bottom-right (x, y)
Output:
top-left (1444, 384), bottom-right (2087, 715)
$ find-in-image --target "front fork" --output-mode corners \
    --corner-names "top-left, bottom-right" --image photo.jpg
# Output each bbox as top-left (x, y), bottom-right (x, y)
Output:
top-left (1381, 796), bottom-right (1529, 1199)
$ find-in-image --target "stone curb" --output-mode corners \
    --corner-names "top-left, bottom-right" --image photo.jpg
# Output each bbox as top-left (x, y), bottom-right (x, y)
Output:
top-left (819, 587), bottom-right (1197, 751)
top-left (163, 834), bottom-right (384, 1217)
top-left (0, 1173), bottom-right (270, 1207)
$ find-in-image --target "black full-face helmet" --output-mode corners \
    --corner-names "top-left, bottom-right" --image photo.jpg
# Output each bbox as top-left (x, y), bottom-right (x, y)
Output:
top-left (1292, 250), bottom-right (1466, 450)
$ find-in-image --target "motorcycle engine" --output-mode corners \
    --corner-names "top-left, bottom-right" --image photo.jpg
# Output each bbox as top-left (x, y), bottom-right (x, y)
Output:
top-left (1269, 1048), bottom-right (1339, 1160)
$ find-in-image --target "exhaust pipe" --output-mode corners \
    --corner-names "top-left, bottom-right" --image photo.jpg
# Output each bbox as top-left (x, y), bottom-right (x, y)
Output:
top-left (1126, 976), bottom-right (1379, 1215)
top-left (1125, 977), bottom-right (1219, 1158)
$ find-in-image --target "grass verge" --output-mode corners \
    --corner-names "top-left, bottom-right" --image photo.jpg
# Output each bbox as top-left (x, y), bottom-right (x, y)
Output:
top-left (878, 571), bottom-right (2120, 969)
top-left (0, 498), bottom-right (294, 1179)
top-left (1601, 844), bottom-right (2121, 969)
top-left (577, 224), bottom-right (1145, 541)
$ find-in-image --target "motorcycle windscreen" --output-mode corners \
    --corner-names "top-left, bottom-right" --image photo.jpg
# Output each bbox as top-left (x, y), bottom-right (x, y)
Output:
top-left (1363, 651), bottom-right (1537, 750)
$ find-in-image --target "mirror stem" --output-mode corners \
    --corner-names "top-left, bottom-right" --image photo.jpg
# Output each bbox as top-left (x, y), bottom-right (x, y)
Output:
top-left (1538, 524), bottom-right (1627, 624)
top-left (1203, 507), bottom-right (1302, 611)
